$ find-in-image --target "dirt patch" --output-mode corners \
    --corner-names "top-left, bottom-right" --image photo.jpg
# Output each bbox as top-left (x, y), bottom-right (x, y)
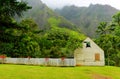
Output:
top-left (92, 74), bottom-right (112, 79)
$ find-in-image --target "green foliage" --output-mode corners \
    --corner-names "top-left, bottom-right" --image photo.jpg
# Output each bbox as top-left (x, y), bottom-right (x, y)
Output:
top-left (14, 19), bottom-right (41, 57)
top-left (114, 26), bottom-right (120, 36)
top-left (96, 12), bottom-right (120, 66)
top-left (0, 0), bottom-right (31, 55)
top-left (0, 14), bottom-right (85, 58)
top-left (0, 0), bottom-right (85, 58)
top-left (113, 12), bottom-right (120, 26)
top-left (96, 22), bottom-right (108, 35)
top-left (0, 17), bottom-right (41, 57)
top-left (0, 0), bottom-right (31, 17)
top-left (0, 43), bottom-right (14, 56)
top-left (48, 17), bottom-right (61, 27)
top-left (41, 27), bottom-right (86, 58)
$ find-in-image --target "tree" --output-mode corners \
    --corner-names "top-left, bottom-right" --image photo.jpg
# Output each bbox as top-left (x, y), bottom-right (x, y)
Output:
top-left (41, 26), bottom-right (86, 58)
top-left (114, 26), bottom-right (120, 36)
top-left (0, 0), bottom-right (31, 17)
top-left (96, 12), bottom-right (120, 66)
top-left (0, 0), bottom-right (31, 36)
top-left (113, 12), bottom-right (120, 26)
top-left (96, 22), bottom-right (108, 35)
top-left (0, 0), bottom-right (31, 42)
top-left (0, 0), bottom-right (33, 57)
top-left (18, 19), bottom-right (41, 57)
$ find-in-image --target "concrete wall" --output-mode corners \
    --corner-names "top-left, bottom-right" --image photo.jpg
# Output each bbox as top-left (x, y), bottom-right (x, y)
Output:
top-left (0, 58), bottom-right (76, 66)
top-left (74, 37), bottom-right (105, 66)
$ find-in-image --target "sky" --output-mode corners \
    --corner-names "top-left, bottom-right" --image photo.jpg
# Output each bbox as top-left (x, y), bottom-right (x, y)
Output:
top-left (41, 0), bottom-right (120, 10)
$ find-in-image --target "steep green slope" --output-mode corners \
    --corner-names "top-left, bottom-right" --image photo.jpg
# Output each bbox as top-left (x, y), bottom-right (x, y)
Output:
top-left (20, 0), bottom-right (78, 31)
top-left (55, 4), bottom-right (119, 37)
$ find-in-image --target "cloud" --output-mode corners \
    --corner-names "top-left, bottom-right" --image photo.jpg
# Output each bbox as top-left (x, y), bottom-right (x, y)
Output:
top-left (41, 0), bottom-right (120, 10)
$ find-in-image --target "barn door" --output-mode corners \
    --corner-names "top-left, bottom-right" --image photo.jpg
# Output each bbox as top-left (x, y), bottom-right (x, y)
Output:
top-left (95, 53), bottom-right (100, 61)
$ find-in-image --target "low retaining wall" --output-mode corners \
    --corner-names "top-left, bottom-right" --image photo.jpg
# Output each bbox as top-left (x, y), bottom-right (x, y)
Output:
top-left (0, 58), bottom-right (76, 66)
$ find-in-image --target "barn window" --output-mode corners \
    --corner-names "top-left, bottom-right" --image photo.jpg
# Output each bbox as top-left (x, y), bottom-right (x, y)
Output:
top-left (95, 53), bottom-right (100, 61)
top-left (84, 41), bottom-right (91, 48)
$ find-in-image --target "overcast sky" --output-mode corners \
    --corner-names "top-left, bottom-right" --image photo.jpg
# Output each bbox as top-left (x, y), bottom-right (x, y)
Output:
top-left (41, 0), bottom-right (120, 10)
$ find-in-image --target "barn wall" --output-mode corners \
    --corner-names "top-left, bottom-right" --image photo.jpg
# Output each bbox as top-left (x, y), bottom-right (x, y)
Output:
top-left (74, 48), bottom-right (105, 66)
top-left (74, 38), bottom-right (105, 66)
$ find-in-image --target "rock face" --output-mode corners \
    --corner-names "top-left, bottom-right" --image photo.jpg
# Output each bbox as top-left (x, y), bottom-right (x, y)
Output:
top-left (74, 37), bottom-right (105, 66)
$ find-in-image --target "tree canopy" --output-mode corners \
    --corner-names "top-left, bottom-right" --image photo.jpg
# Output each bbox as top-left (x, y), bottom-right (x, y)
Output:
top-left (0, 1), bottom-right (85, 58)
top-left (96, 12), bottom-right (120, 66)
top-left (0, 0), bottom-right (31, 17)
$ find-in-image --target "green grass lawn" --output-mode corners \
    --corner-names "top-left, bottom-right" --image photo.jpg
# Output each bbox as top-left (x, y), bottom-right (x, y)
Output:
top-left (0, 64), bottom-right (120, 79)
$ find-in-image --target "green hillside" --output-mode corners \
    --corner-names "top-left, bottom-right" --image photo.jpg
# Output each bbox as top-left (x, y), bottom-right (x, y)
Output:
top-left (21, 0), bottom-right (78, 31)
top-left (0, 0), bottom-right (85, 58)
top-left (0, 64), bottom-right (120, 79)
top-left (55, 4), bottom-right (119, 37)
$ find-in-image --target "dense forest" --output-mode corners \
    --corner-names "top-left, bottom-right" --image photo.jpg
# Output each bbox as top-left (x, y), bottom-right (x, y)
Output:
top-left (95, 12), bottom-right (120, 66)
top-left (0, 0), bottom-right (120, 67)
top-left (0, 0), bottom-right (85, 58)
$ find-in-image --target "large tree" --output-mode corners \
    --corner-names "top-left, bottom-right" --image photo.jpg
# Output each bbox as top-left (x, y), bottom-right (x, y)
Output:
top-left (0, 0), bottom-right (31, 17)
top-left (113, 12), bottom-right (120, 26)
top-left (0, 0), bottom-right (32, 57)
top-left (96, 22), bottom-right (108, 35)
top-left (39, 26), bottom-right (86, 58)
top-left (0, 0), bottom-right (31, 37)
top-left (96, 12), bottom-right (120, 66)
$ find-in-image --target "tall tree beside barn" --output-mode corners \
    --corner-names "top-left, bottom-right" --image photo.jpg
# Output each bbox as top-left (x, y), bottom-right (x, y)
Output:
top-left (96, 12), bottom-right (120, 66)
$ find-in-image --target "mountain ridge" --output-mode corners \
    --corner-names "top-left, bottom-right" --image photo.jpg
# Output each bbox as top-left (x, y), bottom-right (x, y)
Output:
top-left (55, 4), bottom-right (119, 37)
top-left (20, 0), bottom-right (119, 37)
top-left (20, 0), bottom-right (79, 32)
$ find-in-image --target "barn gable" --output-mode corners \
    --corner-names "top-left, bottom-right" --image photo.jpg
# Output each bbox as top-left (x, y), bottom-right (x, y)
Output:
top-left (74, 37), bottom-right (105, 66)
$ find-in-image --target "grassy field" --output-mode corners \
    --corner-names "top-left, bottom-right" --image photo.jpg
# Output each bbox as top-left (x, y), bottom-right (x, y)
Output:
top-left (0, 64), bottom-right (120, 79)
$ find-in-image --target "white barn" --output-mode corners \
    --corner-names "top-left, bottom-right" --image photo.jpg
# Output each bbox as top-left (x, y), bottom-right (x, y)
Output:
top-left (74, 37), bottom-right (105, 66)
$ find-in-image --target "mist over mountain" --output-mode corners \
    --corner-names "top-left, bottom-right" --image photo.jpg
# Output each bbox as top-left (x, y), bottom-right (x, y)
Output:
top-left (20, 0), bottom-right (119, 37)
top-left (20, 0), bottom-right (78, 31)
top-left (55, 4), bottom-right (119, 37)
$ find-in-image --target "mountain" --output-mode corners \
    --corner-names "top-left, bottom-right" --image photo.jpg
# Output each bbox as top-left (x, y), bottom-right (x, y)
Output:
top-left (55, 4), bottom-right (119, 37)
top-left (19, 0), bottom-right (78, 31)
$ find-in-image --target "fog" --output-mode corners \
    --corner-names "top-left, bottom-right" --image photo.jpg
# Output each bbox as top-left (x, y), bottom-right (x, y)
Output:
top-left (41, 0), bottom-right (120, 10)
